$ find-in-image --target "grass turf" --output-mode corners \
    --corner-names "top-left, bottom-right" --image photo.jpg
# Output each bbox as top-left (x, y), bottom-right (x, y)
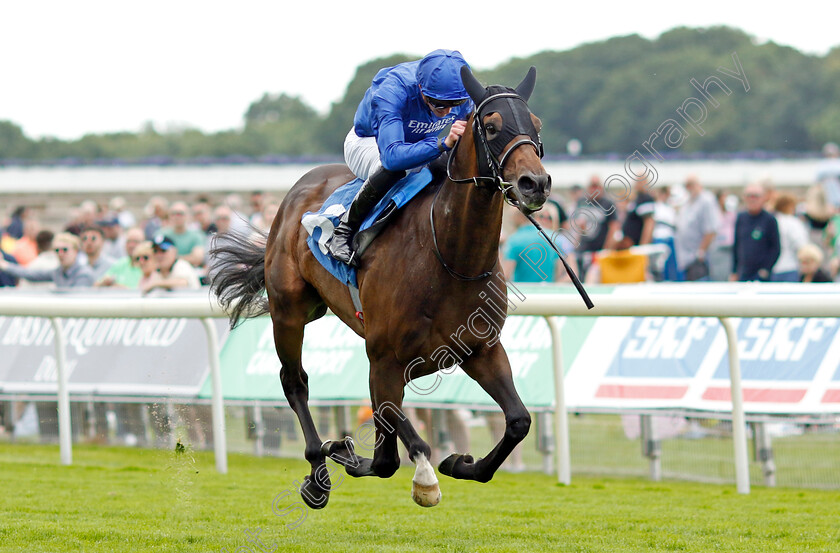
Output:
top-left (1, 443), bottom-right (839, 553)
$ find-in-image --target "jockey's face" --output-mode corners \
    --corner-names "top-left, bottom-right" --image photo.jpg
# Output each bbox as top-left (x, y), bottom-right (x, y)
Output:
top-left (424, 96), bottom-right (452, 117)
top-left (420, 90), bottom-right (465, 117)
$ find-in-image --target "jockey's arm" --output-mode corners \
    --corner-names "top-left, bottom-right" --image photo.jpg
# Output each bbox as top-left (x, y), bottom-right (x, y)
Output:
top-left (374, 95), bottom-right (443, 172)
top-left (377, 121), bottom-right (440, 171)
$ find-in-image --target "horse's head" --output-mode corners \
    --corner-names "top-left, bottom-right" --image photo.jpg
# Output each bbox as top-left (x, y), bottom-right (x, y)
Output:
top-left (459, 65), bottom-right (551, 212)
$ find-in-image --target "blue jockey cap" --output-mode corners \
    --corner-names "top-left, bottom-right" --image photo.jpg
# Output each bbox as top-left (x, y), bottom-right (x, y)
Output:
top-left (416, 49), bottom-right (470, 101)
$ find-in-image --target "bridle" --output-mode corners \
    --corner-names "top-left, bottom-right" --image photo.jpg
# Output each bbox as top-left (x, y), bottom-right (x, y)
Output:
top-left (431, 90), bottom-right (544, 281)
top-left (446, 92), bottom-right (543, 205)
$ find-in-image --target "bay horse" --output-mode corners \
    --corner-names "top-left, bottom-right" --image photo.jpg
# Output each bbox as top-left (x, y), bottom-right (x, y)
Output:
top-left (211, 66), bottom-right (551, 509)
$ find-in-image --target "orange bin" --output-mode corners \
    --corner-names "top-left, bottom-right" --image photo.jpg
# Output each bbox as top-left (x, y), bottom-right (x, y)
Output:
top-left (598, 250), bottom-right (648, 283)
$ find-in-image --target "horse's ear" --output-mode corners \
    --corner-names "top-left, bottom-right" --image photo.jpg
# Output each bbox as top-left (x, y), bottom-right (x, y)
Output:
top-left (515, 66), bottom-right (537, 102)
top-left (460, 65), bottom-right (485, 103)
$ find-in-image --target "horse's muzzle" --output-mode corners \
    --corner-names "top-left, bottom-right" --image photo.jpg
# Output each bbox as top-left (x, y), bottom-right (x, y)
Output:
top-left (515, 172), bottom-right (551, 212)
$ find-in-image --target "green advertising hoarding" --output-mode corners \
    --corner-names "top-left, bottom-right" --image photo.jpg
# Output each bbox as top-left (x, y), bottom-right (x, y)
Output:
top-left (199, 285), bottom-right (601, 409)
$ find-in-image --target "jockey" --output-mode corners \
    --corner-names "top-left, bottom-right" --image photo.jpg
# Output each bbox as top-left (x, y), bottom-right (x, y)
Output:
top-left (327, 49), bottom-right (474, 265)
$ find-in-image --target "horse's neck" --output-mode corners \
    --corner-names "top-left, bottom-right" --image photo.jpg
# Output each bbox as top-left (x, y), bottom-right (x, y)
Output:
top-left (434, 175), bottom-right (504, 273)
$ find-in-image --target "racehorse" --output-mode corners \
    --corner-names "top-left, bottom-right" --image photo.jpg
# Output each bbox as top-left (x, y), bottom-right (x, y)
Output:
top-left (211, 66), bottom-right (551, 509)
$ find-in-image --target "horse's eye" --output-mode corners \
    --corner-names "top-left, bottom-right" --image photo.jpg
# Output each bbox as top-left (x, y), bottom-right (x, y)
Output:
top-left (485, 123), bottom-right (498, 138)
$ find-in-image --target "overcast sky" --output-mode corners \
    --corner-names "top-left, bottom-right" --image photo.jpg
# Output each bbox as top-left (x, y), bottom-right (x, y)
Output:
top-left (2, 1), bottom-right (837, 140)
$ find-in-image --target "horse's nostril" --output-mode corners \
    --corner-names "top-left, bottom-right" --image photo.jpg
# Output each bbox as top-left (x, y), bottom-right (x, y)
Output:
top-left (518, 174), bottom-right (550, 196)
top-left (518, 176), bottom-right (538, 196)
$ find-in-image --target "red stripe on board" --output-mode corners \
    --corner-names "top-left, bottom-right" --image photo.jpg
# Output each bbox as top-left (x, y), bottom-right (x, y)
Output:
top-left (702, 387), bottom-right (806, 403)
top-left (821, 390), bottom-right (840, 403)
top-left (596, 385), bottom-right (688, 399)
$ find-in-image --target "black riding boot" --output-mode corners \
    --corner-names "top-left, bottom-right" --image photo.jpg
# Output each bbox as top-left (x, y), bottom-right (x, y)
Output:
top-left (327, 167), bottom-right (406, 266)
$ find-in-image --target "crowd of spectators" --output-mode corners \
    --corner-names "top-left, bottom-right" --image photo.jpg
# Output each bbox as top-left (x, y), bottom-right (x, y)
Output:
top-left (501, 144), bottom-right (840, 285)
top-left (0, 192), bottom-right (277, 448)
top-left (4, 146), bottom-right (840, 292)
top-left (0, 191), bottom-right (273, 292)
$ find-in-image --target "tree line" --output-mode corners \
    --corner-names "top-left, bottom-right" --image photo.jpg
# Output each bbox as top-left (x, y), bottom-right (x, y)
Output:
top-left (2, 26), bottom-right (839, 163)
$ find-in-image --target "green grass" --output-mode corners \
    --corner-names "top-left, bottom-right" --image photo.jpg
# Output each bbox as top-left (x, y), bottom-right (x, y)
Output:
top-left (226, 408), bottom-right (840, 488)
top-left (2, 443), bottom-right (840, 552)
top-left (566, 414), bottom-right (840, 487)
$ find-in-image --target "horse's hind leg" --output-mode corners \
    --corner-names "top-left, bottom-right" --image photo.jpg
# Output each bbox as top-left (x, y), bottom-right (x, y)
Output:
top-left (271, 312), bottom-right (333, 509)
top-left (438, 345), bottom-right (531, 483)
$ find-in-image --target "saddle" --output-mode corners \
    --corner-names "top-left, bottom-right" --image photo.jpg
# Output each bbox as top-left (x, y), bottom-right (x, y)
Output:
top-left (301, 167), bottom-right (436, 290)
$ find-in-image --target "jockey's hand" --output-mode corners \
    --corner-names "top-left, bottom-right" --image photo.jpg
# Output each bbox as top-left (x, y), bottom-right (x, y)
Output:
top-left (444, 120), bottom-right (467, 149)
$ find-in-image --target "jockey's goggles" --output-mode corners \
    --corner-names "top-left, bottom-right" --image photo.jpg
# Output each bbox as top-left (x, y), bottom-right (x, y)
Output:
top-left (425, 96), bottom-right (467, 110)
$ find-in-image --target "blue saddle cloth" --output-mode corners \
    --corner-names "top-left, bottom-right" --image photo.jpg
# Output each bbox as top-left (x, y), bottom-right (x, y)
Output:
top-left (302, 168), bottom-right (434, 287)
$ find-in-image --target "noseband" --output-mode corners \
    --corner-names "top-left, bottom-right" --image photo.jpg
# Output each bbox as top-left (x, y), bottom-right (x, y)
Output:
top-left (433, 90), bottom-right (544, 281)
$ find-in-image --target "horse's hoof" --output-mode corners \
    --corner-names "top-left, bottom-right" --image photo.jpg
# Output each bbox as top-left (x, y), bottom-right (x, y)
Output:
top-left (299, 475), bottom-right (330, 510)
top-left (438, 453), bottom-right (475, 480)
top-left (321, 437), bottom-right (352, 458)
top-left (411, 480), bottom-right (441, 507)
top-left (411, 452), bottom-right (441, 507)
top-left (345, 457), bottom-right (376, 478)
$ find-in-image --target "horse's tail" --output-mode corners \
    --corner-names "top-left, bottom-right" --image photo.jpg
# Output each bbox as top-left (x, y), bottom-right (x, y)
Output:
top-left (208, 229), bottom-right (269, 328)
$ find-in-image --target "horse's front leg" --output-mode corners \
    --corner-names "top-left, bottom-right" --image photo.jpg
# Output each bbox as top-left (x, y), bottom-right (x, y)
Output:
top-left (393, 403), bottom-right (441, 507)
top-left (322, 348), bottom-right (441, 507)
top-left (438, 345), bottom-right (531, 483)
top-left (349, 362), bottom-right (442, 507)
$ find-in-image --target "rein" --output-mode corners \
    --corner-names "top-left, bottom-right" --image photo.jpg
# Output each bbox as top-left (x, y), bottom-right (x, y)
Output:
top-left (428, 182), bottom-right (494, 281)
